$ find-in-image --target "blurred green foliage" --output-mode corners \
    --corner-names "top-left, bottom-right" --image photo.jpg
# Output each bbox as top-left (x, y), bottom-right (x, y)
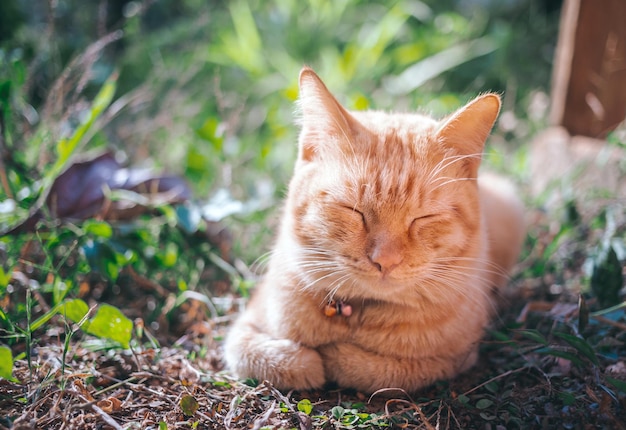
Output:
top-left (4, 0), bottom-right (560, 193)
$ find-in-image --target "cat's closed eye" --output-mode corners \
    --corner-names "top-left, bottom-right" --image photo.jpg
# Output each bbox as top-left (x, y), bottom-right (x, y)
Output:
top-left (340, 205), bottom-right (367, 229)
top-left (410, 213), bottom-right (438, 231)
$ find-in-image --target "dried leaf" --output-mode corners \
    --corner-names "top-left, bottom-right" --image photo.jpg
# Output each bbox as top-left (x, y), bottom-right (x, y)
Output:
top-left (180, 394), bottom-right (199, 416)
top-left (97, 397), bottom-right (122, 413)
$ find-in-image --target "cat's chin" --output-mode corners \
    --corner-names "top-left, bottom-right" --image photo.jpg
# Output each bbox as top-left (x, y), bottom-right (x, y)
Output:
top-left (341, 272), bottom-right (416, 298)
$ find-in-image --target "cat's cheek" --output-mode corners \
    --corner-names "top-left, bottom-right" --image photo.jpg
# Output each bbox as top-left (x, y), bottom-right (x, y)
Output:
top-left (412, 219), bottom-right (467, 254)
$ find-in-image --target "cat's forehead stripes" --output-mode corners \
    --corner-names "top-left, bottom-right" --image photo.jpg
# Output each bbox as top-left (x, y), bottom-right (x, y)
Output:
top-left (342, 126), bottom-right (448, 214)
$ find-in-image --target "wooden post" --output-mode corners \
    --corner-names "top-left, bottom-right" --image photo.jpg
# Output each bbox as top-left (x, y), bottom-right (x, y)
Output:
top-left (550, 0), bottom-right (626, 138)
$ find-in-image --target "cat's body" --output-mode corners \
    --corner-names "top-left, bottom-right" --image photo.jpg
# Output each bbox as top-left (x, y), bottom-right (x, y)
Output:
top-left (224, 68), bottom-right (525, 393)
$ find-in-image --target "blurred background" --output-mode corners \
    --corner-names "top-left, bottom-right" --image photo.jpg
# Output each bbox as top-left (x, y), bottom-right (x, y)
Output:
top-left (0, 0), bottom-right (563, 261)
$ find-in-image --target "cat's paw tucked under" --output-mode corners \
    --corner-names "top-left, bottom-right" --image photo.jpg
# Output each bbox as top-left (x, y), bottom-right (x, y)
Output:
top-left (226, 336), bottom-right (326, 390)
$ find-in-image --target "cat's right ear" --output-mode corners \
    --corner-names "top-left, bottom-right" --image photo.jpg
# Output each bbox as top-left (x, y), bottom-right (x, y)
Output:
top-left (297, 67), bottom-right (358, 162)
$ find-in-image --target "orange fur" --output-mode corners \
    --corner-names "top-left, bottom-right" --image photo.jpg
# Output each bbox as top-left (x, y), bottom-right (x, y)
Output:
top-left (224, 67), bottom-right (525, 393)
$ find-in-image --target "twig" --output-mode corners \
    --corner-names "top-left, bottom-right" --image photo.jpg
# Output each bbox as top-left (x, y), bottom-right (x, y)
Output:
top-left (592, 314), bottom-right (626, 332)
top-left (383, 398), bottom-right (436, 430)
top-left (93, 375), bottom-right (138, 397)
top-left (251, 400), bottom-right (276, 430)
top-left (368, 387), bottom-right (414, 404)
top-left (68, 389), bottom-right (123, 430)
top-left (461, 366), bottom-right (527, 397)
top-left (90, 403), bottom-right (124, 430)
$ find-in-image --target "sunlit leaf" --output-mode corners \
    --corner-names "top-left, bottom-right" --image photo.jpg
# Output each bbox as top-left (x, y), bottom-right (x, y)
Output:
top-left (195, 117), bottom-right (223, 151)
top-left (156, 242), bottom-right (178, 268)
top-left (297, 399), bottom-right (313, 415)
top-left (30, 301), bottom-right (66, 331)
top-left (0, 266), bottom-right (10, 289)
top-left (383, 37), bottom-right (498, 94)
top-left (49, 73), bottom-right (117, 184)
top-left (0, 345), bottom-right (13, 380)
top-left (59, 298), bottom-right (90, 325)
top-left (84, 304), bottom-right (133, 348)
top-left (83, 220), bottom-right (113, 239)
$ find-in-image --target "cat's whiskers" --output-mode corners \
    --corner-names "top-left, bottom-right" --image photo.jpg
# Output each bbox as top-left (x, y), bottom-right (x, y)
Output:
top-left (419, 273), bottom-right (491, 312)
top-left (433, 256), bottom-right (509, 278)
top-left (250, 250), bottom-right (274, 275)
top-left (322, 272), bottom-right (354, 305)
top-left (425, 153), bottom-right (483, 186)
top-left (429, 177), bottom-right (477, 192)
top-left (420, 263), bottom-right (501, 313)
top-left (286, 248), bottom-right (349, 291)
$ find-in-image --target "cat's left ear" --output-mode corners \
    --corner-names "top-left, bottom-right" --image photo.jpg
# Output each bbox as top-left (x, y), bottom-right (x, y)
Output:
top-left (436, 93), bottom-right (501, 167)
top-left (297, 67), bottom-right (362, 162)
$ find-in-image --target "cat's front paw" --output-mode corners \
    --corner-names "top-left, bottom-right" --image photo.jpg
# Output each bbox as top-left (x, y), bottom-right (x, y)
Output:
top-left (226, 335), bottom-right (326, 390)
top-left (279, 340), bottom-right (326, 389)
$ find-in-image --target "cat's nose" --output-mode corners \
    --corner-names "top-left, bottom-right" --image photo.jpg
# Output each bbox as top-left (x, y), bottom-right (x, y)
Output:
top-left (368, 246), bottom-right (403, 274)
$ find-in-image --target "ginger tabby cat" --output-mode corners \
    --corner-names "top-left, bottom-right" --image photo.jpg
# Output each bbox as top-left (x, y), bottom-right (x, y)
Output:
top-left (224, 67), bottom-right (525, 393)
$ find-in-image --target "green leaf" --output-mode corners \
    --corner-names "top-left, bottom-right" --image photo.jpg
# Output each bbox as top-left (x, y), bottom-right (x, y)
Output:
top-left (30, 301), bottom-right (66, 331)
top-left (591, 244), bottom-right (623, 307)
top-left (331, 405), bottom-right (345, 420)
top-left (0, 266), bottom-right (11, 289)
top-left (606, 376), bottom-right (626, 394)
top-left (84, 304), bottom-right (132, 348)
top-left (158, 422), bottom-right (168, 430)
top-left (516, 329), bottom-right (548, 345)
top-left (83, 220), bottom-right (113, 239)
top-left (195, 117), bottom-right (224, 151)
top-left (48, 73), bottom-right (117, 184)
top-left (537, 348), bottom-right (583, 367)
top-left (558, 391), bottom-right (576, 406)
top-left (52, 277), bottom-right (71, 305)
top-left (83, 240), bottom-right (121, 281)
top-left (297, 399), bottom-right (313, 415)
top-left (180, 394), bottom-right (199, 416)
top-left (59, 299), bottom-right (90, 325)
top-left (475, 398), bottom-right (494, 409)
top-left (156, 242), bottom-right (178, 268)
top-left (553, 332), bottom-right (599, 366)
top-left (456, 394), bottom-right (470, 405)
top-left (0, 345), bottom-right (13, 380)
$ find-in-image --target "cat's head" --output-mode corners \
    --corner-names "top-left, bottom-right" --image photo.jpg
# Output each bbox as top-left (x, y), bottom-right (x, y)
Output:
top-left (285, 67), bottom-right (501, 305)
